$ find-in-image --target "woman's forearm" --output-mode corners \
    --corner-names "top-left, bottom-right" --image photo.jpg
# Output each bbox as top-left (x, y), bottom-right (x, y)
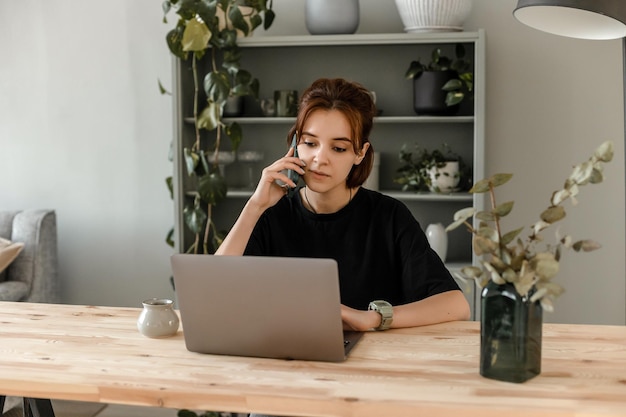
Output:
top-left (392, 290), bottom-right (470, 328)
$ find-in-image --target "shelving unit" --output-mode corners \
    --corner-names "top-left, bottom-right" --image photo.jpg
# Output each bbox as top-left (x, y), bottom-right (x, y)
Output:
top-left (172, 30), bottom-right (486, 317)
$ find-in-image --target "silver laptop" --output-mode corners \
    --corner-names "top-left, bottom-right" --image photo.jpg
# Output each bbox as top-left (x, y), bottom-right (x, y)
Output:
top-left (170, 254), bottom-right (363, 362)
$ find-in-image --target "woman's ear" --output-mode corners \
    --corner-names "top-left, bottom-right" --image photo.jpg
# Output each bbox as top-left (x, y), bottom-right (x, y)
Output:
top-left (354, 142), bottom-right (371, 165)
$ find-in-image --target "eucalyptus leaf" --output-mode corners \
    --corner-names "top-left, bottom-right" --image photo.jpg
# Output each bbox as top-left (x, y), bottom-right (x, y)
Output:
top-left (469, 178), bottom-right (490, 193)
top-left (491, 173), bottom-right (513, 187)
top-left (572, 239), bottom-right (601, 252)
top-left (540, 206), bottom-right (565, 224)
top-left (594, 140), bottom-right (614, 162)
top-left (501, 227), bottom-right (523, 246)
top-left (494, 201), bottom-right (514, 217)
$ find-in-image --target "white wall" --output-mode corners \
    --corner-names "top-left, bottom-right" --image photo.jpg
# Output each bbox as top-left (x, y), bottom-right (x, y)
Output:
top-left (1, 0), bottom-right (624, 324)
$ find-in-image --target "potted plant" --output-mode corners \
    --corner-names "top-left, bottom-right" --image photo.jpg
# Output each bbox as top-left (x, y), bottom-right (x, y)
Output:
top-left (405, 44), bottom-right (473, 115)
top-left (445, 140), bottom-right (614, 383)
top-left (162, 0), bottom-right (275, 254)
top-left (394, 143), bottom-right (469, 193)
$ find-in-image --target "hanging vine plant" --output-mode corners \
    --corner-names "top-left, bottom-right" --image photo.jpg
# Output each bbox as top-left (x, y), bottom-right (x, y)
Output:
top-left (162, 0), bottom-right (275, 254)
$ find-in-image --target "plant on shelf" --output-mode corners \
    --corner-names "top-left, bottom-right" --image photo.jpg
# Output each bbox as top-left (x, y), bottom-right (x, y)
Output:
top-left (445, 140), bottom-right (614, 311)
top-left (405, 44), bottom-right (473, 114)
top-left (162, 0), bottom-right (275, 254)
top-left (394, 143), bottom-right (469, 193)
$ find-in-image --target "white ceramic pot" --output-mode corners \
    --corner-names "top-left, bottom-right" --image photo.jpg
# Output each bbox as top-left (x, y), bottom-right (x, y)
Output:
top-left (137, 298), bottom-right (180, 338)
top-left (394, 0), bottom-right (473, 33)
top-left (427, 161), bottom-right (460, 193)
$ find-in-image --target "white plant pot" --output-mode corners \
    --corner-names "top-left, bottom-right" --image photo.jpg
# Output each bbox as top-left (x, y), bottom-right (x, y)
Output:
top-left (427, 161), bottom-right (460, 193)
top-left (394, 0), bottom-right (473, 33)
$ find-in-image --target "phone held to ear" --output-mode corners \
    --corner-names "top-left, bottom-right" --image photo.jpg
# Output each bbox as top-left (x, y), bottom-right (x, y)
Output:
top-left (286, 133), bottom-right (300, 197)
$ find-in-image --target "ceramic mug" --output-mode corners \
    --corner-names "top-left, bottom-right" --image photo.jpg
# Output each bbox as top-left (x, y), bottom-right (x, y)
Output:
top-left (274, 90), bottom-right (298, 117)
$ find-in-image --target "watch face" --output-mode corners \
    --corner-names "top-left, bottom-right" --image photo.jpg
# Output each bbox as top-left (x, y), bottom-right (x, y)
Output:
top-left (369, 300), bottom-right (393, 330)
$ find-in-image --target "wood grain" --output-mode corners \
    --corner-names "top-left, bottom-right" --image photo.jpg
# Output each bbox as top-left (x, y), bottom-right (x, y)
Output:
top-left (1, 302), bottom-right (625, 417)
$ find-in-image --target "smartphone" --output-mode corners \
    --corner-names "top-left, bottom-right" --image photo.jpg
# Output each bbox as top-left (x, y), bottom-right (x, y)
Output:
top-left (286, 133), bottom-right (300, 194)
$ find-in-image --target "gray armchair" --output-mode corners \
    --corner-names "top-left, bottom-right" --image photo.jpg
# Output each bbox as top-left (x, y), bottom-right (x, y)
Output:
top-left (0, 210), bottom-right (59, 302)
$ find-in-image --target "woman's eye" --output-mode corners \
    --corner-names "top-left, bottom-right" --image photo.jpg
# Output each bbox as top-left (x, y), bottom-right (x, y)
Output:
top-left (303, 141), bottom-right (316, 147)
top-left (333, 147), bottom-right (347, 153)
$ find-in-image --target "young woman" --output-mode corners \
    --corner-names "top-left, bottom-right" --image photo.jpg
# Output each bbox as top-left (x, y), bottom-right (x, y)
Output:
top-left (216, 78), bottom-right (470, 331)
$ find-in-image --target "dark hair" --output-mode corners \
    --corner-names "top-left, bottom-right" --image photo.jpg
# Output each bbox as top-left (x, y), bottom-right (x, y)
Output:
top-left (287, 78), bottom-right (376, 188)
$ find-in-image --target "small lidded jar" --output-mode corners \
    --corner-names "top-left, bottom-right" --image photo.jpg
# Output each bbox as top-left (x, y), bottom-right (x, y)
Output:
top-left (137, 298), bottom-right (180, 338)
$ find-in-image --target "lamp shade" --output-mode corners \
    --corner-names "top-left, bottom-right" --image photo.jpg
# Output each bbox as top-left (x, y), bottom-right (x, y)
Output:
top-left (513, 0), bottom-right (626, 40)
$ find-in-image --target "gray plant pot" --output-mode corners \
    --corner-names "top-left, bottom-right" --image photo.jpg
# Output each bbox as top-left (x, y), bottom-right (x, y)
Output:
top-left (305, 0), bottom-right (360, 35)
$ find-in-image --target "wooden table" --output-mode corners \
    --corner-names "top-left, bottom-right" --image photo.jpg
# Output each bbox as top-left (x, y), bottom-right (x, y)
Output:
top-left (1, 302), bottom-right (625, 417)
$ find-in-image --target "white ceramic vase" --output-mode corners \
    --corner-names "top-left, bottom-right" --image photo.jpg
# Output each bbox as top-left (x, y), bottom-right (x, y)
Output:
top-left (394, 0), bottom-right (473, 33)
top-left (426, 223), bottom-right (447, 262)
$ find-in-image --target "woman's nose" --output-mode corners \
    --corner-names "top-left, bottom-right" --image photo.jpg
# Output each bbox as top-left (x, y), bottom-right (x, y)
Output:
top-left (313, 146), bottom-right (330, 164)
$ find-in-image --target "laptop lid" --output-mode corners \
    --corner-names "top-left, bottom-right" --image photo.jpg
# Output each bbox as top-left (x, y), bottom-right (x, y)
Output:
top-left (171, 254), bottom-right (359, 362)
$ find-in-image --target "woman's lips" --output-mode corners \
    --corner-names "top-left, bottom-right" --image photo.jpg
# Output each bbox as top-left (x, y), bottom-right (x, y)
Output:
top-left (308, 169), bottom-right (329, 180)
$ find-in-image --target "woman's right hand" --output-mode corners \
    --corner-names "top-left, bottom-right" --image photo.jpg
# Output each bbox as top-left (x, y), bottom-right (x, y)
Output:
top-left (247, 146), bottom-right (306, 211)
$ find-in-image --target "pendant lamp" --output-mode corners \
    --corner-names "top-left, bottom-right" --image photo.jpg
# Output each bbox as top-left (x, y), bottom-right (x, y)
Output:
top-left (513, 0), bottom-right (626, 40)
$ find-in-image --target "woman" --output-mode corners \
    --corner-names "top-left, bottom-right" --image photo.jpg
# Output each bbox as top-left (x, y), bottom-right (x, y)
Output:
top-left (216, 78), bottom-right (470, 331)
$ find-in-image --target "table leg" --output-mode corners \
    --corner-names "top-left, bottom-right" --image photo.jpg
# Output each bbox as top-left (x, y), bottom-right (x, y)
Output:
top-left (22, 398), bottom-right (55, 417)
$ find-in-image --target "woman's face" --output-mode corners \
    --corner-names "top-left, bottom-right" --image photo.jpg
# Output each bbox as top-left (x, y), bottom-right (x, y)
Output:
top-left (298, 109), bottom-right (369, 193)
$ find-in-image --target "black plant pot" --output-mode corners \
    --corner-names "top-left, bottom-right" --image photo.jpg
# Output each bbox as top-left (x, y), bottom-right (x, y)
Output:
top-left (413, 70), bottom-right (459, 116)
top-left (480, 281), bottom-right (543, 383)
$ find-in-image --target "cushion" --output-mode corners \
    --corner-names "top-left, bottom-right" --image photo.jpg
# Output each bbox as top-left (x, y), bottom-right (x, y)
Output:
top-left (0, 237), bottom-right (25, 279)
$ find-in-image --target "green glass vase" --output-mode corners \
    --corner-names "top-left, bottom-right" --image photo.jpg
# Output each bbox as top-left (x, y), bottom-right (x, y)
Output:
top-left (480, 281), bottom-right (543, 383)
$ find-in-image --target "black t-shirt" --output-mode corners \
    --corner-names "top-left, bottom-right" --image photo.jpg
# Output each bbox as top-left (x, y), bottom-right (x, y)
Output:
top-left (244, 187), bottom-right (460, 310)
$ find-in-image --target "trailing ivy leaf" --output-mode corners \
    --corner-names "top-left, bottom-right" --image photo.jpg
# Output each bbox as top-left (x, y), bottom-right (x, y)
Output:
top-left (204, 71), bottom-right (230, 104)
top-left (183, 201), bottom-right (207, 235)
top-left (228, 4), bottom-right (249, 36)
top-left (183, 148), bottom-right (199, 176)
top-left (225, 122), bottom-right (243, 151)
top-left (264, 9), bottom-right (275, 30)
top-left (182, 18), bottom-right (211, 52)
top-left (165, 176), bottom-right (174, 200)
top-left (165, 227), bottom-right (175, 248)
top-left (166, 26), bottom-right (186, 59)
top-left (197, 102), bottom-right (220, 131)
top-left (158, 79), bottom-right (172, 95)
top-left (198, 172), bottom-right (227, 205)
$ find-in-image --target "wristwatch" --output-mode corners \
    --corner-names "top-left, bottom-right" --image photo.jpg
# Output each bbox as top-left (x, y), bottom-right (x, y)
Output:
top-left (368, 300), bottom-right (393, 331)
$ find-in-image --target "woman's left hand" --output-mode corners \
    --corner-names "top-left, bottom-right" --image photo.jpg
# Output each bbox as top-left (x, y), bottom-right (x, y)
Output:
top-left (340, 304), bottom-right (380, 331)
